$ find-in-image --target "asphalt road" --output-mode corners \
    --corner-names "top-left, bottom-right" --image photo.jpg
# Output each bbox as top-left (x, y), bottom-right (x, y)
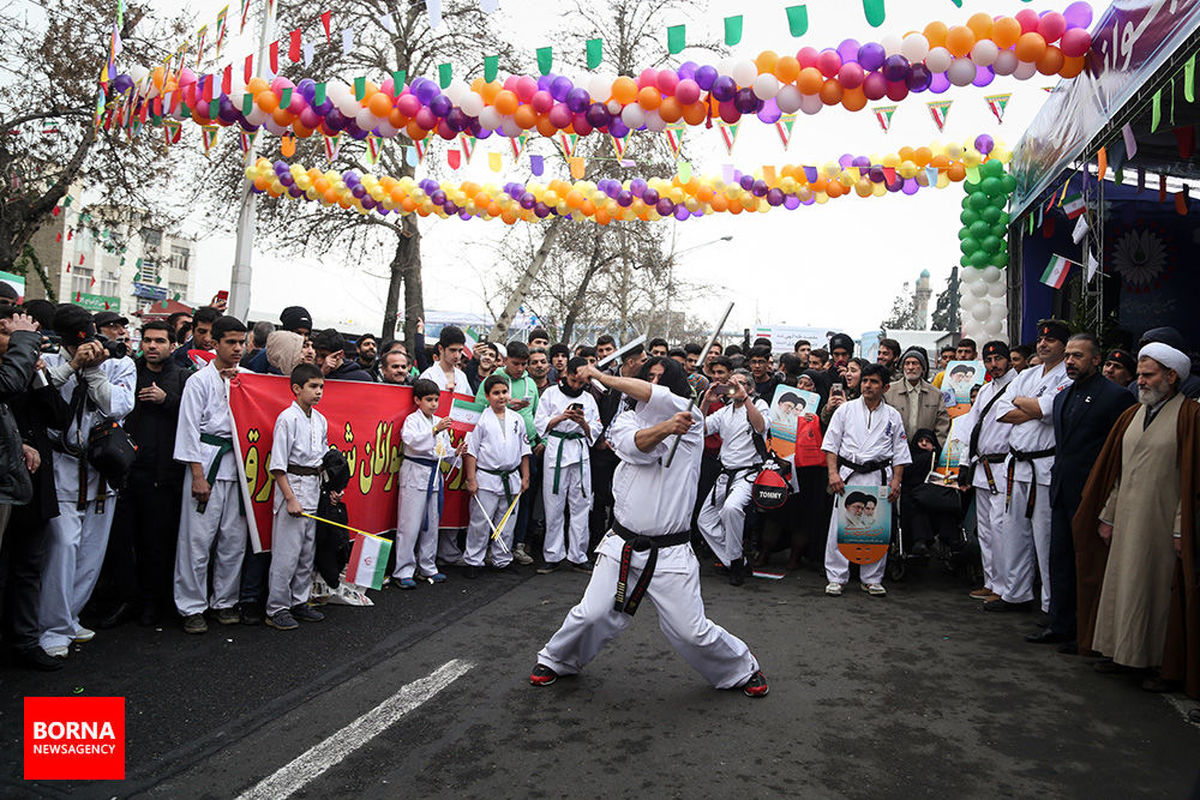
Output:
top-left (4, 559), bottom-right (1199, 799)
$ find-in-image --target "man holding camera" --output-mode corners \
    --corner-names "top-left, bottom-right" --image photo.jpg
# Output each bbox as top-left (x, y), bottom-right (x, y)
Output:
top-left (37, 305), bottom-right (136, 659)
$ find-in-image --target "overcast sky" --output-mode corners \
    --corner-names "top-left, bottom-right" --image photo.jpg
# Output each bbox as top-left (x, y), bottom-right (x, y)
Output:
top-left (164, 0), bottom-right (1076, 336)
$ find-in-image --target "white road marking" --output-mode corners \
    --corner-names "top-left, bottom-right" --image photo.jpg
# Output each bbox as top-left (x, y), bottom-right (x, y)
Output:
top-left (236, 658), bottom-right (474, 800)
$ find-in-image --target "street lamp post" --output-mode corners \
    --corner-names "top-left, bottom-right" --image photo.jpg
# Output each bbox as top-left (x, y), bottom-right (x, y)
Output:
top-left (664, 234), bottom-right (733, 342)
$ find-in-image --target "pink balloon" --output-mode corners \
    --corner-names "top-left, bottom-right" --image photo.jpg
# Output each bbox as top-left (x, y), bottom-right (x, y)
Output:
top-left (178, 68), bottom-right (197, 88)
top-left (656, 69), bottom-right (679, 95)
top-left (572, 112), bottom-right (593, 136)
top-left (548, 103), bottom-right (572, 128)
top-left (796, 47), bottom-right (820, 69)
top-left (531, 90), bottom-right (554, 113)
top-left (514, 76), bottom-right (538, 102)
top-left (862, 71), bottom-right (888, 100)
top-left (380, 77), bottom-right (395, 96)
top-left (437, 120), bottom-right (455, 140)
top-left (837, 62), bottom-right (865, 89)
top-left (1060, 28), bottom-right (1092, 58)
top-left (817, 49), bottom-right (843, 78)
top-left (1015, 9), bottom-right (1041, 34)
top-left (1038, 12), bottom-right (1067, 43)
top-left (299, 108), bottom-right (321, 128)
top-left (287, 94), bottom-right (307, 114)
top-left (503, 75), bottom-right (520, 92)
top-left (414, 107), bottom-right (437, 129)
top-left (638, 68), bottom-right (658, 89)
top-left (675, 78), bottom-right (701, 104)
top-left (396, 94), bottom-right (421, 116)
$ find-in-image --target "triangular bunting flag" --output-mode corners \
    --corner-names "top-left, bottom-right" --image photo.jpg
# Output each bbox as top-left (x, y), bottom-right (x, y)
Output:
top-left (413, 138), bottom-right (425, 163)
top-left (610, 133), bottom-right (630, 158)
top-left (984, 93), bottom-right (1011, 125)
top-left (872, 104), bottom-right (897, 132)
top-left (239, 130), bottom-right (256, 153)
top-left (364, 133), bottom-right (380, 166)
top-left (664, 124), bottom-right (685, 157)
top-left (459, 135), bottom-right (476, 163)
top-left (718, 122), bottom-right (739, 155)
top-left (323, 132), bottom-right (342, 163)
top-left (927, 100), bottom-right (952, 132)
top-left (200, 124), bottom-right (218, 157)
top-left (509, 133), bottom-right (529, 161)
top-left (774, 114), bottom-right (797, 148)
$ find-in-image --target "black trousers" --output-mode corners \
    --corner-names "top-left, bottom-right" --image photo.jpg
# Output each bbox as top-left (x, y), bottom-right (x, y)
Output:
top-left (105, 477), bottom-right (181, 611)
top-left (0, 507), bottom-right (49, 654)
top-left (588, 454), bottom-right (617, 553)
top-left (1047, 501), bottom-right (1077, 637)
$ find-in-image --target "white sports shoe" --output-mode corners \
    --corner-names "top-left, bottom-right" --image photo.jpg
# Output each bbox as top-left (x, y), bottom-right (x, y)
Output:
top-left (512, 543), bottom-right (534, 565)
top-left (44, 645), bottom-right (69, 658)
top-left (72, 627), bottom-right (95, 643)
top-left (824, 582), bottom-right (844, 597)
top-left (861, 582), bottom-right (887, 597)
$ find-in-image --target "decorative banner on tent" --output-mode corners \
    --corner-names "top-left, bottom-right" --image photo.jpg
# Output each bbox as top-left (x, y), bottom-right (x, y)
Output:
top-left (610, 133), bottom-right (629, 157)
top-left (872, 104), bottom-right (897, 132)
top-left (927, 100), bottom-right (953, 132)
top-left (718, 122), bottom-right (739, 155)
top-left (228, 375), bottom-right (476, 552)
top-left (775, 114), bottom-right (797, 148)
top-left (985, 93), bottom-right (1011, 124)
top-left (556, 131), bottom-right (578, 158)
top-left (164, 119), bottom-right (182, 145)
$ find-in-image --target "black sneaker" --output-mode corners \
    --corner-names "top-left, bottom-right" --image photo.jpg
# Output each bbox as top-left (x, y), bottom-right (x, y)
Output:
top-left (570, 561), bottom-right (593, 574)
top-left (265, 610), bottom-right (299, 631)
top-left (182, 614), bottom-right (208, 635)
top-left (529, 664), bottom-right (558, 686)
top-left (240, 604), bottom-right (264, 626)
top-left (291, 604), bottom-right (325, 623)
top-left (536, 561), bottom-right (561, 575)
top-left (729, 558), bottom-right (746, 587)
top-left (216, 606), bottom-right (241, 625)
top-left (742, 670), bottom-right (769, 698)
top-left (13, 648), bottom-right (65, 672)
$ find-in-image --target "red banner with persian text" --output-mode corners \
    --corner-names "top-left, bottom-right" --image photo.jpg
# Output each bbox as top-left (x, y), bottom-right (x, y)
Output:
top-left (228, 373), bottom-right (472, 552)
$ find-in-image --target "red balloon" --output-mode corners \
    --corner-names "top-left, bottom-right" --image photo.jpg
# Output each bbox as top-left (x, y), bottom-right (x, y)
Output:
top-left (885, 80), bottom-right (909, 102)
top-left (862, 71), bottom-right (888, 101)
top-left (1060, 27), bottom-right (1092, 58)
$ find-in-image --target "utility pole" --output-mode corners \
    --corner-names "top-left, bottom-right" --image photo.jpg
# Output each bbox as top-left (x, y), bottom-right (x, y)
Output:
top-left (227, 1), bottom-right (275, 321)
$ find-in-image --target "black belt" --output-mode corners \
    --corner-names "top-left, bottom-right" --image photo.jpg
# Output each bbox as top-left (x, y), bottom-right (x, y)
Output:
top-left (1005, 446), bottom-right (1055, 518)
top-left (976, 452), bottom-right (1007, 494)
top-left (286, 464), bottom-right (320, 476)
top-left (611, 521), bottom-right (692, 617)
top-left (837, 455), bottom-right (890, 485)
top-left (709, 462), bottom-right (760, 505)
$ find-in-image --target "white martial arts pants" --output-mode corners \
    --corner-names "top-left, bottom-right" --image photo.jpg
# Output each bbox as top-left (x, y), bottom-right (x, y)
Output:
top-left (999, 479), bottom-right (1051, 610)
top-left (38, 498), bottom-right (116, 650)
top-left (537, 550), bottom-right (758, 689)
top-left (465, 489), bottom-right (515, 568)
top-left (437, 529), bottom-right (464, 565)
top-left (543, 462), bottom-right (591, 565)
top-left (696, 471), bottom-right (753, 566)
top-left (974, 475), bottom-right (1008, 596)
top-left (824, 474), bottom-right (888, 586)
top-left (395, 486), bottom-right (440, 579)
top-left (174, 479), bottom-right (248, 616)
top-left (267, 507), bottom-right (316, 616)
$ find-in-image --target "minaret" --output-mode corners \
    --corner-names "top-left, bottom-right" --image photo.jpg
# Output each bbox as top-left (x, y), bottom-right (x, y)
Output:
top-left (913, 269), bottom-right (932, 330)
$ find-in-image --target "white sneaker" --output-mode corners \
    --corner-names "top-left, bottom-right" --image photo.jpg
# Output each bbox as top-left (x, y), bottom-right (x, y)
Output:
top-left (72, 627), bottom-right (95, 643)
top-left (512, 543), bottom-right (534, 565)
top-left (824, 582), bottom-right (844, 597)
top-left (861, 582), bottom-right (887, 597)
top-left (44, 645), bottom-right (69, 658)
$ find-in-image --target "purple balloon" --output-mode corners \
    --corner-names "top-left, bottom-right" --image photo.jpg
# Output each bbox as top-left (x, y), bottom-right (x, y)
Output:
top-left (314, 99), bottom-right (333, 115)
top-left (902, 179), bottom-right (919, 196)
top-left (756, 98), bottom-right (782, 124)
top-left (975, 134), bottom-right (995, 155)
top-left (297, 79), bottom-right (316, 100)
top-left (585, 102), bottom-right (610, 128)
top-left (739, 175), bottom-right (755, 191)
top-left (784, 195), bottom-right (801, 210)
top-left (361, 195), bottom-right (375, 208)
top-left (630, 178), bottom-right (647, 197)
top-left (430, 190), bottom-right (446, 205)
top-left (857, 42), bottom-right (886, 72)
top-left (882, 55), bottom-right (910, 82)
top-left (520, 192), bottom-right (536, 209)
top-left (414, 80), bottom-right (439, 104)
top-left (907, 63), bottom-right (932, 92)
top-left (642, 188), bottom-right (660, 205)
top-left (347, 124), bottom-right (368, 141)
top-left (534, 203), bottom-right (551, 218)
top-left (111, 73), bottom-right (134, 94)
top-left (279, 173), bottom-right (295, 187)
top-left (617, 190), bottom-right (634, 207)
top-left (446, 108), bottom-right (469, 131)
top-left (673, 205), bottom-right (690, 221)
top-left (837, 39), bottom-right (861, 63)
top-left (733, 87), bottom-right (760, 114)
top-left (852, 155), bottom-right (872, 169)
top-left (678, 61), bottom-right (698, 81)
top-left (429, 94), bottom-right (452, 117)
top-left (290, 185), bottom-right (305, 198)
top-left (869, 165), bottom-right (886, 183)
top-left (766, 188), bottom-right (785, 206)
top-left (537, 74), bottom-right (554, 91)
top-left (566, 87), bottom-right (591, 112)
top-left (609, 118), bottom-right (630, 138)
top-left (752, 180), bottom-right (769, 197)
top-left (886, 176), bottom-right (902, 192)
top-left (711, 75), bottom-right (737, 102)
top-left (1063, 1), bottom-right (1093, 29)
top-left (929, 72), bottom-right (951, 94)
top-left (655, 198), bottom-right (675, 216)
top-left (550, 76), bottom-right (573, 102)
top-left (695, 65), bottom-right (718, 91)
top-left (838, 153), bottom-right (855, 169)
top-left (972, 66), bottom-right (995, 88)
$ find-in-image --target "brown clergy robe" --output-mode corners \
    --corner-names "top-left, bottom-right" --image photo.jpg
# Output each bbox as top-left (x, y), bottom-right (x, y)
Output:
top-left (1073, 393), bottom-right (1200, 698)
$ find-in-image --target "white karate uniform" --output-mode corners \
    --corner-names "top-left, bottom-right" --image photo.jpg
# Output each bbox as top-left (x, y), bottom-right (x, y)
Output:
top-left (266, 402), bottom-right (327, 616)
top-left (955, 369), bottom-right (1016, 595)
top-left (697, 398), bottom-right (770, 567)
top-left (419, 363), bottom-right (469, 394)
top-left (173, 363), bottom-right (249, 616)
top-left (395, 412), bottom-right (453, 579)
top-left (38, 354), bottom-right (136, 651)
top-left (535, 386), bottom-right (600, 566)
top-left (465, 407), bottom-right (530, 567)
top-left (537, 384), bottom-right (760, 689)
top-left (821, 397), bottom-right (912, 586)
top-left (993, 360), bottom-right (1071, 610)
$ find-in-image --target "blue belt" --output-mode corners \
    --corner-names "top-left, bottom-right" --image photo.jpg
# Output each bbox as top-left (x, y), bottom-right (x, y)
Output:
top-left (406, 455), bottom-right (445, 536)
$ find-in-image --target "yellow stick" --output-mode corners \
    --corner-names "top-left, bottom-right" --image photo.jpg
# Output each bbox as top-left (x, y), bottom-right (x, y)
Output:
top-left (300, 512), bottom-right (384, 540)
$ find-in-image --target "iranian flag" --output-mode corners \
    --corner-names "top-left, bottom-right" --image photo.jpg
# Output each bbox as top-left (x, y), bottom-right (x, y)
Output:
top-left (461, 326), bottom-right (480, 359)
top-left (345, 532), bottom-right (392, 590)
top-left (1062, 192), bottom-right (1086, 219)
top-left (448, 392), bottom-right (486, 433)
top-left (1041, 255), bottom-right (1074, 289)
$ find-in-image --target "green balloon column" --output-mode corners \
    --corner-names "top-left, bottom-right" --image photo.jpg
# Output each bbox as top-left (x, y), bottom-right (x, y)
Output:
top-left (957, 136), bottom-right (1015, 341)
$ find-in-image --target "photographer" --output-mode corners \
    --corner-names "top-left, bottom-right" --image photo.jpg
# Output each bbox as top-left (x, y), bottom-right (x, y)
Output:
top-left (37, 305), bottom-right (136, 660)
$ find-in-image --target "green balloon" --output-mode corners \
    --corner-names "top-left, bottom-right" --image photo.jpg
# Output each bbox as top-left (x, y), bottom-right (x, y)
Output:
top-left (980, 205), bottom-right (1001, 224)
top-left (1001, 175), bottom-right (1016, 193)
top-left (970, 250), bottom-right (991, 268)
top-left (969, 220), bottom-right (990, 238)
top-left (991, 223), bottom-right (1008, 238)
top-left (981, 177), bottom-right (1003, 197)
top-left (983, 159), bottom-right (1005, 178)
top-left (981, 235), bottom-right (1002, 253)
top-left (960, 255), bottom-right (973, 268)
top-left (969, 192), bottom-right (991, 210)
top-left (958, 227), bottom-right (971, 240)
top-left (961, 237), bottom-right (980, 255)
top-left (996, 211), bottom-right (1011, 227)
top-left (964, 178), bottom-right (984, 194)
top-left (960, 209), bottom-right (979, 226)
top-left (991, 251), bottom-right (1010, 268)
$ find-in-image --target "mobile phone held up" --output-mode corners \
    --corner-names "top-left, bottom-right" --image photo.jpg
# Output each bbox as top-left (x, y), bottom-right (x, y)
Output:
top-left (567, 402), bottom-right (583, 412)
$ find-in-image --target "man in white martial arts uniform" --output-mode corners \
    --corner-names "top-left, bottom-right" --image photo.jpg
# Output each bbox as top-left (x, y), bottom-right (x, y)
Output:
top-left (530, 356), bottom-right (768, 697)
top-left (418, 324), bottom-right (468, 565)
top-left (822, 363), bottom-right (910, 598)
top-left (462, 375), bottom-right (530, 578)
top-left (697, 369), bottom-right (769, 586)
top-left (173, 316), bottom-right (250, 634)
top-left (394, 378), bottom-right (462, 588)
top-left (535, 356), bottom-right (600, 574)
top-left (955, 340), bottom-right (1016, 602)
top-left (985, 319), bottom-right (1072, 614)
top-left (265, 363), bottom-right (335, 631)
top-left (38, 306), bottom-right (136, 659)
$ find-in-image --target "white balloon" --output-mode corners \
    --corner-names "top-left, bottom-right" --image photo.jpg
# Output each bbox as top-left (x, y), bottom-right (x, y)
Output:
top-left (229, 75), bottom-right (246, 99)
top-left (972, 303), bottom-right (991, 322)
top-left (900, 34), bottom-right (930, 62)
top-left (1013, 60), bottom-right (1038, 80)
top-left (752, 73), bottom-right (780, 100)
top-left (375, 121), bottom-right (398, 138)
top-left (607, 99), bottom-right (623, 115)
top-left (968, 281), bottom-right (989, 298)
top-left (327, 81), bottom-right (350, 102)
top-left (337, 95), bottom-right (360, 116)
top-left (129, 65), bottom-right (150, 86)
top-left (987, 280), bottom-right (1007, 298)
top-left (800, 93), bottom-right (823, 115)
top-left (948, 58), bottom-right (977, 86)
top-left (246, 106), bottom-right (269, 126)
top-left (588, 74), bottom-right (612, 102)
top-left (644, 109), bottom-right (666, 132)
top-left (355, 108), bottom-right (378, 130)
top-left (720, 58), bottom-right (738, 78)
top-left (984, 317), bottom-right (1004, 336)
top-left (982, 266), bottom-right (1002, 283)
top-left (992, 50), bottom-right (1018, 76)
top-left (500, 117), bottom-right (522, 137)
top-left (961, 266), bottom-right (983, 284)
top-left (478, 106), bottom-right (502, 129)
top-left (971, 40), bottom-right (999, 67)
top-left (731, 60), bottom-right (757, 87)
top-left (263, 119), bottom-right (286, 135)
top-left (445, 79), bottom-right (468, 104)
top-left (925, 46), bottom-right (953, 73)
top-left (776, 84), bottom-right (803, 113)
top-left (621, 104), bottom-right (645, 128)
top-left (460, 92), bottom-right (484, 117)
top-left (881, 34), bottom-right (903, 57)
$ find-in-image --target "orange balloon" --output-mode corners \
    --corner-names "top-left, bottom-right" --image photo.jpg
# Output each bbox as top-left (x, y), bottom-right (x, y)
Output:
top-left (810, 177), bottom-right (828, 193)
top-left (819, 78), bottom-right (843, 106)
top-left (292, 122), bottom-right (314, 138)
top-left (658, 97), bottom-right (683, 123)
top-left (1015, 32), bottom-right (1047, 63)
top-left (360, 81), bottom-right (379, 103)
top-left (406, 121), bottom-right (429, 140)
top-left (470, 77), bottom-right (486, 94)
top-left (322, 187), bottom-right (339, 204)
top-left (923, 21), bottom-right (949, 48)
top-left (246, 78), bottom-right (270, 95)
top-left (313, 177), bottom-right (330, 194)
top-left (992, 17), bottom-right (1022, 49)
top-left (595, 209), bottom-right (611, 225)
top-left (580, 199), bottom-right (596, 216)
top-left (914, 147), bottom-right (933, 167)
top-left (696, 185), bottom-right (714, 203)
top-left (480, 81), bottom-right (502, 104)
top-left (513, 105), bottom-right (537, 129)
top-left (637, 86), bottom-right (661, 110)
top-left (1059, 55), bottom-right (1086, 79)
top-left (389, 186), bottom-right (404, 203)
top-left (253, 176), bottom-right (269, 191)
top-left (797, 67), bottom-right (824, 95)
top-left (841, 86), bottom-right (867, 112)
top-left (931, 154), bottom-right (950, 169)
top-left (710, 194), bottom-right (729, 212)
top-left (388, 108), bottom-right (410, 128)
top-left (728, 200), bottom-right (743, 215)
top-left (271, 108), bottom-right (294, 126)
top-left (536, 114), bottom-right (557, 137)
top-left (612, 76), bottom-right (638, 105)
top-left (827, 182), bottom-right (845, 198)
top-left (493, 89), bottom-right (519, 115)
top-left (774, 55), bottom-right (801, 83)
top-left (966, 12), bottom-right (994, 41)
top-left (402, 197), bottom-right (418, 213)
top-left (367, 92), bottom-right (393, 117)
top-left (947, 163), bottom-right (967, 182)
top-left (486, 202), bottom-right (501, 217)
top-left (945, 25), bottom-right (976, 58)
top-left (1037, 45), bottom-right (1065, 75)
top-left (682, 101), bottom-right (708, 125)
top-left (898, 146), bottom-right (915, 162)
top-left (566, 190), bottom-right (585, 209)
top-left (755, 50), bottom-right (780, 75)
top-left (255, 90), bottom-right (279, 112)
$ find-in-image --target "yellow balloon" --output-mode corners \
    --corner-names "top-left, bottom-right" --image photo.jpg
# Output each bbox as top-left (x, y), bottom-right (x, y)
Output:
top-left (881, 153), bottom-right (900, 169)
top-left (815, 192), bottom-right (829, 204)
top-left (872, 183), bottom-right (888, 197)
